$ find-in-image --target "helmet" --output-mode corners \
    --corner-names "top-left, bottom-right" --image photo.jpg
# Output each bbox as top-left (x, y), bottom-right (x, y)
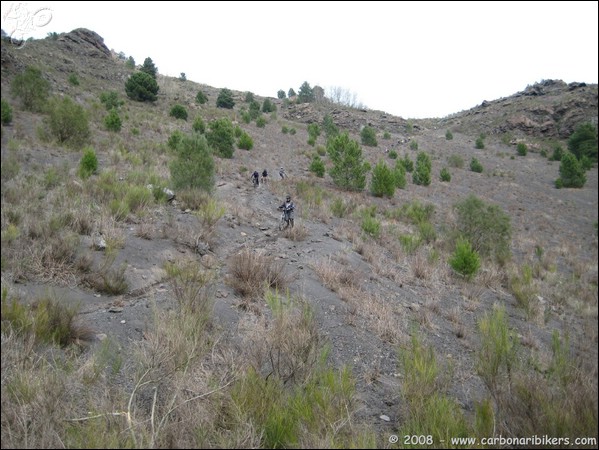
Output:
top-left (286, 195), bottom-right (291, 201)
top-left (280, 167), bottom-right (284, 170)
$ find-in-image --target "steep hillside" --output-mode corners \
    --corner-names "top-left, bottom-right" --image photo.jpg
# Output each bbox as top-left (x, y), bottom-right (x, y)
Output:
top-left (1, 30), bottom-right (597, 448)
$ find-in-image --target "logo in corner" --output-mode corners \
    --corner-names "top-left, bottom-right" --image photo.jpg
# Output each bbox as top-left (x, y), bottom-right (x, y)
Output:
top-left (2, 2), bottom-right (53, 48)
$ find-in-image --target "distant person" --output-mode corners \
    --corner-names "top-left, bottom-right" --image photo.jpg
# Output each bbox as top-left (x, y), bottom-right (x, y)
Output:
top-left (278, 194), bottom-right (295, 229)
top-left (279, 167), bottom-right (287, 179)
top-left (251, 170), bottom-right (260, 187)
top-left (261, 169), bottom-right (268, 185)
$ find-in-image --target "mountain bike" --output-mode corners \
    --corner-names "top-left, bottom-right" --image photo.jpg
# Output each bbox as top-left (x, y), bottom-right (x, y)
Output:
top-left (278, 209), bottom-right (294, 230)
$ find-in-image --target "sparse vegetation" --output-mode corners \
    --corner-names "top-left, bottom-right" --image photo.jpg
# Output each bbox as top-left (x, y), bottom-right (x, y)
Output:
top-left (11, 66), bottom-right (50, 112)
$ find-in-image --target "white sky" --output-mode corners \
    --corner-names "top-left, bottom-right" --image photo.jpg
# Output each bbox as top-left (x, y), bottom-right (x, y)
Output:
top-left (2, 1), bottom-right (598, 118)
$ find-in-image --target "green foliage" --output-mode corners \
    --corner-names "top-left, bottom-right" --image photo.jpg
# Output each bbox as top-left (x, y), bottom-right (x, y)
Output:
top-left (169, 104), bottom-right (188, 121)
top-left (449, 238), bottom-right (480, 278)
top-left (409, 140), bottom-right (419, 151)
top-left (327, 133), bottom-right (369, 191)
top-left (477, 305), bottom-right (517, 392)
top-left (99, 91), bottom-right (124, 110)
top-left (453, 195), bottom-right (511, 263)
top-left (440, 167), bottom-right (451, 182)
top-left (447, 154), bottom-right (464, 168)
top-left (470, 157), bottom-right (483, 173)
top-left (549, 144), bottom-right (564, 161)
top-left (104, 109), bottom-right (122, 132)
top-left (307, 123), bottom-right (320, 146)
top-left (401, 154), bottom-right (414, 172)
top-left (277, 89), bottom-right (286, 99)
top-left (206, 117), bottom-right (235, 158)
top-left (393, 160), bottom-right (407, 189)
top-left (125, 55), bottom-right (135, 69)
top-left (11, 66), bottom-right (50, 112)
top-left (262, 98), bottom-right (276, 113)
top-left (168, 130), bottom-right (184, 150)
top-left (370, 161), bottom-right (395, 197)
top-left (125, 71), bottom-right (159, 102)
top-left (412, 151), bottom-right (432, 186)
top-left (195, 90), bottom-right (208, 104)
top-left (297, 81), bottom-right (315, 103)
top-left (216, 88), bottom-right (235, 109)
top-left (140, 57), bottom-right (157, 79)
top-left (475, 134), bottom-right (485, 149)
top-left (361, 216), bottom-right (381, 239)
top-left (244, 91), bottom-right (255, 103)
top-left (568, 122), bottom-right (597, 160)
top-left (256, 116), bottom-right (267, 128)
top-left (238, 131), bottom-right (254, 150)
top-left (79, 147), bottom-right (98, 179)
top-left (445, 129), bottom-right (453, 140)
top-left (67, 73), bottom-right (80, 86)
top-left (556, 152), bottom-right (586, 188)
top-left (192, 116), bottom-right (205, 133)
top-left (169, 133), bottom-right (215, 192)
top-left (46, 96), bottom-right (90, 147)
top-left (248, 100), bottom-right (261, 119)
top-left (360, 126), bottom-right (378, 147)
top-left (1, 99), bottom-right (13, 124)
top-left (309, 155), bottom-right (325, 177)
top-left (288, 88), bottom-right (296, 98)
top-left (516, 142), bottom-right (528, 156)
top-left (383, 131), bottom-right (391, 139)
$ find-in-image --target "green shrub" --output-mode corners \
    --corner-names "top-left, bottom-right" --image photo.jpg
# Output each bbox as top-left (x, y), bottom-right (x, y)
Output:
top-left (388, 150), bottom-right (398, 159)
top-left (206, 117), bottom-right (235, 158)
top-left (393, 161), bottom-right (407, 189)
top-left (192, 116), bottom-right (205, 133)
top-left (169, 104), bottom-right (188, 121)
top-left (46, 96), bottom-right (90, 147)
top-left (216, 88), bottom-right (235, 108)
top-left (307, 123), bottom-right (321, 143)
top-left (568, 122), bottom-right (597, 161)
top-left (517, 142), bottom-right (527, 156)
top-left (1, 99), bottom-right (13, 124)
top-left (79, 147), bottom-right (98, 179)
top-left (169, 134), bottom-right (215, 192)
top-left (11, 66), bottom-right (50, 112)
top-left (383, 131), bottom-right (391, 139)
top-left (409, 140), bottom-right (418, 151)
top-left (556, 152), bottom-right (586, 188)
top-left (238, 131), bottom-right (253, 150)
top-left (475, 135), bottom-right (485, 149)
top-left (140, 57), bottom-right (157, 79)
top-left (168, 130), bottom-right (184, 150)
top-left (195, 90), bottom-right (208, 104)
top-left (361, 216), bottom-right (381, 239)
top-left (256, 116), bottom-right (266, 128)
top-left (413, 151), bottom-right (432, 186)
top-left (453, 195), bottom-right (511, 263)
top-left (449, 238), bottom-right (480, 279)
top-left (447, 154), bottom-right (464, 168)
top-left (327, 133), bottom-right (369, 191)
top-left (470, 157), bottom-right (483, 173)
top-left (68, 73), bottom-right (80, 86)
top-left (440, 167), bottom-right (451, 182)
top-left (309, 155), bottom-right (325, 177)
top-left (322, 114), bottom-right (339, 138)
top-left (401, 154), bottom-right (414, 172)
top-left (445, 130), bottom-right (453, 140)
top-left (360, 126), bottom-right (378, 146)
top-left (99, 91), bottom-right (124, 110)
top-left (549, 144), bottom-right (564, 161)
top-left (277, 89), bottom-right (286, 99)
top-left (370, 161), bottom-right (395, 197)
top-left (262, 98), bottom-right (276, 113)
top-left (104, 109), bottom-right (122, 132)
top-left (125, 71), bottom-right (159, 102)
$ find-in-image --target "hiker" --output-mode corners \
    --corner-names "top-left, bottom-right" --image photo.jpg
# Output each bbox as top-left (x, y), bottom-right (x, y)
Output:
top-left (261, 169), bottom-right (268, 185)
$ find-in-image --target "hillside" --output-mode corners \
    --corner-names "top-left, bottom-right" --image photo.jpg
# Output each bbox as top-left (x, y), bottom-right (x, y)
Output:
top-left (1, 29), bottom-right (598, 448)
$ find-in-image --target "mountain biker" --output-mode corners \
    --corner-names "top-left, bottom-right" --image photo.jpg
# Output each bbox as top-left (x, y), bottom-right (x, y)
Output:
top-left (261, 169), bottom-right (268, 185)
top-left (278, 194), bottom-right (295, 228)
top-left (279, 167), bottom-right (287, 179)
top-left (251, 170), bottom-right (260, 187)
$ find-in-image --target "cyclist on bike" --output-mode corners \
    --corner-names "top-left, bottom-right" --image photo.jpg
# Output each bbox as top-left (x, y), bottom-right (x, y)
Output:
top-left (279, 167), bottom-right (287, 179)
top-left (278, 194), bottom-right (295, 228)
top-left (251, 170), bottom-right (260, 187)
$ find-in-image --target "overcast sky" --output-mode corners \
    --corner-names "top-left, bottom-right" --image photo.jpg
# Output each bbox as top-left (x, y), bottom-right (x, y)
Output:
top-left (2, 1), bottom-right (598, 118)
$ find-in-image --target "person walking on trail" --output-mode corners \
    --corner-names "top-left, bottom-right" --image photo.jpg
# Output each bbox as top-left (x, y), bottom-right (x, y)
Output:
top-left (278, 194), bottom-right (295, 228)
top-left (279, 167), bottom-right (287, 179)
top-left (251, 170), bottom-right (260, 187)
top-left (261, 169), bottom-right (268, 185)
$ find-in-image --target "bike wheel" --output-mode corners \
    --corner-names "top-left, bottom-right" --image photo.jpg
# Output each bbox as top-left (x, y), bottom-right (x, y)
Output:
top-left (279, 217), bottom-right (288, 231)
